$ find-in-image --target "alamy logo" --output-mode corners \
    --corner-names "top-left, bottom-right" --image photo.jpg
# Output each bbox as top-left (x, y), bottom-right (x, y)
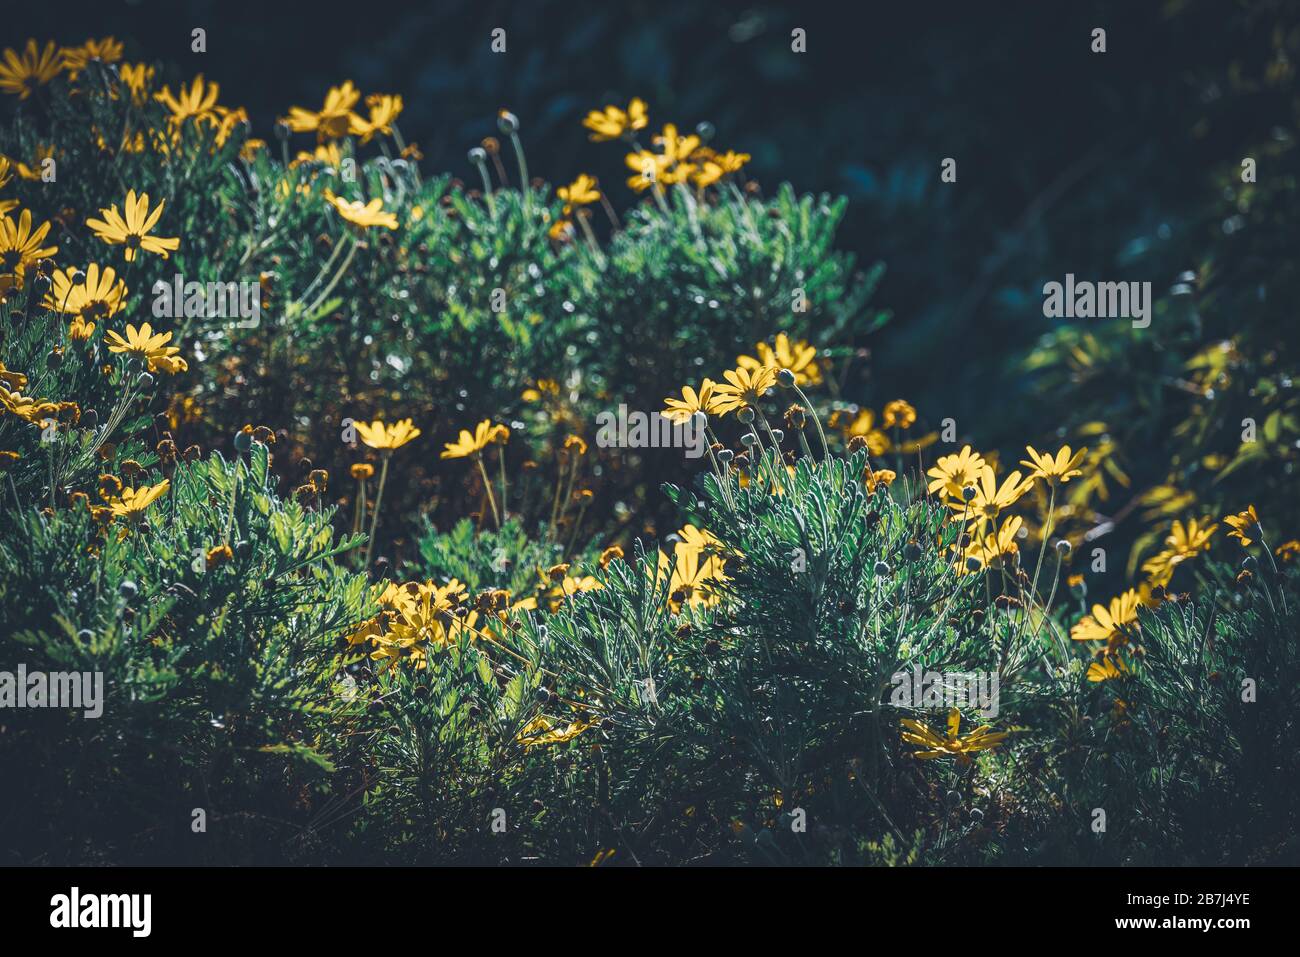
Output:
top-left (50, 887), bottom-right (151, 937)
top-left (0, 664), bottom-right (103, 718)
top-left (153, 274), bottom-right (261, 327)
top-left (595, 406), bottom-right (706, 459)
top-left (1042, 273), bottom-right (1151, 328)
top-left (890, 667), bottom-right (999, 718)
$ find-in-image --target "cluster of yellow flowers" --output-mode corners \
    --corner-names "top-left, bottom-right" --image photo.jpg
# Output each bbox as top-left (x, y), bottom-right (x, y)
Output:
top-left (347, 578), bottom-right (481, 670)
top-left (283, 80), bottom-right (402, 145)
top-left (280, 82), bottom-right (406, 230)
top-left (548, 97), bottom-right (752, 242)
top-left (654, 524), bottom-right (730, 614)
top-left (664, 333), bottom-right (820, 423)
top-left (1068, 502), bottom-right (1297, 682)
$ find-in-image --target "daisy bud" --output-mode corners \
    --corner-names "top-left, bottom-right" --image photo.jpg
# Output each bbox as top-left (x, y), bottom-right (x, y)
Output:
top-left (497, 110), bottom-right (520, 135)
top-left (695, 121), bottom-right (716, 143)
top-left (717, 448), bottom-right (734, 465)
top-left (233, 429), bottom-right (253, 453)
top-left (903, 541), bottom-right (923, 562)
top-left (119, 580), bottom-right (138, 599)
top-left (737, 407), bottom-right (755, 424)
top-left (776, 368), bottom-right (796, 388)
top-left (770, 429), bottom-right (784, 443)
top-left (740, 433), bottom-right (758, 447)
top-left (1054, 539), bottom-right (1071, 555)
top-left (961, 485), bottom-right (978, 502)
top-left (874, 560), bottom-right (891, 577)
top-left (965, 556), bottom-right (982, 573)
top-left (136, 372), bottom-right (154, 389)
top-left (468, 146), bottom-right (487, 165)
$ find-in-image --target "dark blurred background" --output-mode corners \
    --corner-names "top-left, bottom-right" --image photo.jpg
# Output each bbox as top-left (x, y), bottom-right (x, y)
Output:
top-left (6, 0), bottom-right (1280, 441)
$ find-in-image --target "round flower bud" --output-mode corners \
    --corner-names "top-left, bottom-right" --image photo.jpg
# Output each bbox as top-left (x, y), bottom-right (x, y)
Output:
top-left (874, 560), bottom-right (892, 577)
top-left (903, 541), bottom-right (923, 562)
top-left (770, 428), bottom-right (784, 443)
top-left (136, 372), bottom-right (155, 389)
top-left (119, 580), bottom-right (138, 599)
top-left (1055, 539), bottom-right (1072, 555)
top-left (468, 146), bottom-right (487, 165)
top-left (717, 448), bottom-right (734, 465)
top-left (776, 368), bottom-right (796, 389)
top-left (233, 430), bottom-right (253, 453)
top-left (695, 121), bottom-right (716, 143)
top-left (737, 407), bottom-right (755, 424)
top-left (497, 110), bottom-right (520, 135)
top-left (965, 556), bottom-right (983, 573)
top-left (961, 485), bottom-right (978, 502)
top-left (740, 433), bottom-right (758, 447)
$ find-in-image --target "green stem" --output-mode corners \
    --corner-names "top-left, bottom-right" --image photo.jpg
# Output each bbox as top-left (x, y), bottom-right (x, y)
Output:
top-left (362, 455), bottom-right (390, 572)
top-left (476, 454), bottom-right (501, 530)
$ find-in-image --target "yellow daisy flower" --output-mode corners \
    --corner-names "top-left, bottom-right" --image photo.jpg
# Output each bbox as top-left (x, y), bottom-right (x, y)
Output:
top-left (119, 62), bottom-right (154, 102)
top-left (61, 37), bottom-right (124, 80)
top-left (557, 173), bottom-right (601, 208)
top-left (1070, 588), bottom-right (1142, 648)
top-left (0, 208), bottom-right (59, 283)
top-left (1086, 652), bottom-right (1130, 683)
top-left (0, 384), bottom-right (58, 425)
top-left (45, 264), bottom-right (128, 323)
top-left (441, 419), bottom-right (496, 459)
top-left (711, 366), bottom-right (777, 416)
top-left (323, 191), bottom-right (398, 230)
top-left (284, 81), bottom-right (362, 140)
top-left (355, 418), bottom-right (421, 451)
top-left (736, 333), bottom-right (822, 387)
top-left (517, 716), bottom-right (593, 748)
top-left (582, 97), bottom-right (648, 141)
top-left (355, 93), bottom-right (403, 143)
top-left (104, 480), bottom-right (170, 522)
top-left (0, 40), bottom-right (63, 99)
top-left (1141, 517), bottom-right (1218, 587)
top-left (104, 323), bottom-right (188, 374)
top-left (85, 190), bottom-right (181, 261)
top-left (1020, 445), bottom-right (1087, 485)
top-left (154, 74), bottom-right (223, 125)
top-left (949, 464), bottom-right (1031, 530)
top-left (1224, 505), bottom-right (1260, 548)
top-left (662, 379), bottom-right (725, 423)
top-left (959, 515), bottom-right (1023, 574)
top-left (926, 445), bottom-right (987, 498)
top-left (900, 708), bottom-right (1007, 765)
